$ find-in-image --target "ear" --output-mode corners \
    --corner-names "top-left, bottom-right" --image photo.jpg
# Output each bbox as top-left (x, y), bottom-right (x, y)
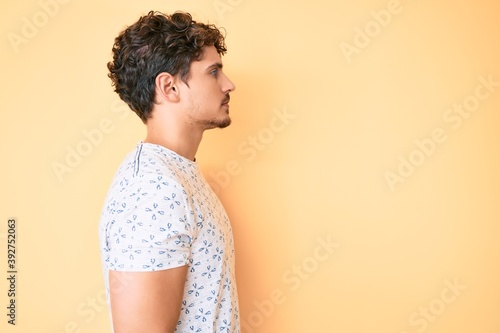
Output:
top-left (155, 72), bottom-right (180, 103)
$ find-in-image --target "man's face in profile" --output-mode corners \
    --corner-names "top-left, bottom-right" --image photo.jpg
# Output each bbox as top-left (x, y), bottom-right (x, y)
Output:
top-left (180, 45), bottom-right (236, 130)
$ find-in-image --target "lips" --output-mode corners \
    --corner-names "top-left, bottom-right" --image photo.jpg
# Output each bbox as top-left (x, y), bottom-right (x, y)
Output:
top-left (222, 95), bottom-right (230, 105)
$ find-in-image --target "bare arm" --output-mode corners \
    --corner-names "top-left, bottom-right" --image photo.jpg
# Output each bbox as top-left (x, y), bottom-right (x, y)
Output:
top-left (109, 265), bottom-right (188, 333)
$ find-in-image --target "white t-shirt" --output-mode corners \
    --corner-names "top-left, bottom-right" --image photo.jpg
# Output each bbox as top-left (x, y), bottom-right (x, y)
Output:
top-left (99, 142), bottom-right (240, 333)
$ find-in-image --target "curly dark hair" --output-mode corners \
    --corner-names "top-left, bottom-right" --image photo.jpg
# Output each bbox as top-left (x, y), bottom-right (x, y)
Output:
top-left (107, 11), bottom-right (227, 123)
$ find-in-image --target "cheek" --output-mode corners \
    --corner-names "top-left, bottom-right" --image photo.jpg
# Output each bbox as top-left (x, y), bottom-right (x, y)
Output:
top-left (191, 82), bottom-right (221, 108)
top-left (205, 90), bottom-right (220, 106)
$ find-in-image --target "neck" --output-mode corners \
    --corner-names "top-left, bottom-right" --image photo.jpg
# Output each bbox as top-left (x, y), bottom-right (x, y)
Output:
top-left (144, 118), bottom-right (203, 162)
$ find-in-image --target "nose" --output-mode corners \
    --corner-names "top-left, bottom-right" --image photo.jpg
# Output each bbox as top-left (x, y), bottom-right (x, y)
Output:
top-left (223, 73), bottom-right (236, 92)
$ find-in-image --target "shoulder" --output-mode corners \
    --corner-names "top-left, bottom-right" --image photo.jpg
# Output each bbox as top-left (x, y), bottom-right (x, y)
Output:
top-left (110, 143), bottom-right (188, 192)
top-left (100, 145), bottom-right (195, 220)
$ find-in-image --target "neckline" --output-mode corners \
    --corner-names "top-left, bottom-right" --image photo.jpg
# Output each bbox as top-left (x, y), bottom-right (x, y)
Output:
top-left (139, 141), bottom-right (198, 166)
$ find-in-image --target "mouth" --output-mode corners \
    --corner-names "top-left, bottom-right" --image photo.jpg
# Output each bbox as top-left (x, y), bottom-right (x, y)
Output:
top-left (221, 95), bottom-right (230, 106)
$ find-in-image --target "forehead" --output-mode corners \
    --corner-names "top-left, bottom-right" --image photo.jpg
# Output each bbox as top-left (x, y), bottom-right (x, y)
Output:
top-left (193, 46), bottom-right (222, 68)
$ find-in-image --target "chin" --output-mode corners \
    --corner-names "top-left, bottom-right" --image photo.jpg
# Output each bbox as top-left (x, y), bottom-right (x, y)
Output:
top-left (217, 117), bottom-right (231, 129)
top-left (202, 116), bottom-right (231, 129)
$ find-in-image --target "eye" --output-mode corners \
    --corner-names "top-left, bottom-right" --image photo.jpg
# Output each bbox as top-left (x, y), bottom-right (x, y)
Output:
top-left (210, 68), bottom-right (219, 77)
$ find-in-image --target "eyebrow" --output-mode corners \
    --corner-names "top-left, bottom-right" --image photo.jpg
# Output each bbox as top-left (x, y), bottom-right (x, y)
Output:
top-left (206, 62), bottom-right (223, 71)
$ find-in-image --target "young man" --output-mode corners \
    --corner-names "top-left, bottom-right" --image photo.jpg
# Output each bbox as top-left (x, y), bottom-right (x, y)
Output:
top-left (98, 11), bottom-right (240, 333)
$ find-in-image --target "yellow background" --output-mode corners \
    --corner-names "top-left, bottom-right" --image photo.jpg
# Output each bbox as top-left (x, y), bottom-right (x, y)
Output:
top-left (1, 0), bottom-right (499, 332)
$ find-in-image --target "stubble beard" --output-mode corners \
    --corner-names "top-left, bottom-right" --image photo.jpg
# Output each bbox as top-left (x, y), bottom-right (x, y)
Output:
top-left (202, 115), bottom-right (231, 129)
top-left (198, 107), bottom-right (232, 129)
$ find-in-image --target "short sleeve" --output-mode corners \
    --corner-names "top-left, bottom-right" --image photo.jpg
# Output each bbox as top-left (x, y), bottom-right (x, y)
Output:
top-left (104, 174), bottom-right (193, 272)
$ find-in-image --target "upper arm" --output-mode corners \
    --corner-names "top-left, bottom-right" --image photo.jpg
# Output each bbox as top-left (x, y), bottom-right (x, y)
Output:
top-left (109, 265), bottom-right (188, 333)
top-left (103, 176), bottom-right (193, 331)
